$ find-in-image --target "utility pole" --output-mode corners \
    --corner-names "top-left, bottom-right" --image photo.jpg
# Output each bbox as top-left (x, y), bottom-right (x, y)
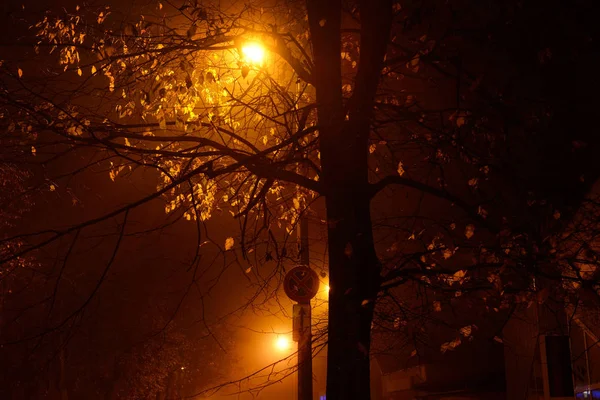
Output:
top-left (284, 74), bottom-right (314, 400)
top-left (297, 214), bottom-right (312, 400)
top-left (296, 74), bottom-right (312, 400)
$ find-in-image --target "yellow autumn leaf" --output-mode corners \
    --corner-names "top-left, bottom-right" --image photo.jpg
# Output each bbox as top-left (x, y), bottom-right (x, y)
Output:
top-left (77, 68), bottom-right (82, 76)
top-left (440, 338), bottom-right (461, 353)
top-left (91, 65), bottom-right (97, 74)
top-left (453, 270), bottom-right (466, 280)
top-left (18, 68), bottom-right (23, 78)
top-left (443, 248), bottom-right (453, 259)
top-left (397, 161), bottom-right (405, 176)
top-left (465, 224), bottom-right (475, 239)
top-left (31, 146), bottom-right (36, 156)
top-left (225, 237), bottom-right (234, 251)
top-left (459, 325), bottom-right (472, 337)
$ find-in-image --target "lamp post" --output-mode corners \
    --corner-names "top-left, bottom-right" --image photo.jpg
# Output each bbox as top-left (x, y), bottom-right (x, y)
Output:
top-left (284, 266), bottom-right (319, 400)
top-left (238, 40), bottom-right (316, 400)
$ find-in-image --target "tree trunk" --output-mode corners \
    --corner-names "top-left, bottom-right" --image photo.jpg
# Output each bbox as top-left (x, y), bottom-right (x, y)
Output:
top-left (325, 189), bottom-right (380, 399)
top-left (307, 0), bottom-right (392, 398)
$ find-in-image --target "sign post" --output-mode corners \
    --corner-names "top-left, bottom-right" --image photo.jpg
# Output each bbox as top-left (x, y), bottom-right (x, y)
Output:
top-left (284, 266), bottom-right (319, 400)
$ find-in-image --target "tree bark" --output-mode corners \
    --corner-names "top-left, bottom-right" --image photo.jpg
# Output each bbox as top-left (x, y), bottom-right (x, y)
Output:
top-left (307, 0), bottom-right (392, 398)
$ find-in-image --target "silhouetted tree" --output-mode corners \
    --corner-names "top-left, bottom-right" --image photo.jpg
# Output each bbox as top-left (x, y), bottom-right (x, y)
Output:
top-left (1, 0), bottom-right (599, 398)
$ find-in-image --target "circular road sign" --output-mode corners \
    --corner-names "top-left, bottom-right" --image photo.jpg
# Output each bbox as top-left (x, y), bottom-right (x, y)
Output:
top-left (283, 266), bottom-right (320, 303)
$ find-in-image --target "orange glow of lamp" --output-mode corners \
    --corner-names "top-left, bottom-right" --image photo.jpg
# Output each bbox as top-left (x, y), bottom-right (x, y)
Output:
top-left (274, 335), bottom-right (291, 352)
top-left (241, 42), bottom-right (266, 66)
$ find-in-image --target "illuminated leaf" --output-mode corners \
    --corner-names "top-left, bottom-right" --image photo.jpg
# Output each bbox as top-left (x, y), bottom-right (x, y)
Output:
top-left (97, 11), bottom-right (109, 24)
top-left (453, 270), bottom-right (466, 280)
top-left (440, 338), bottom-right (461, 353)
top-left (465, 224), bottom-right (475, 239)
top-left (397, 161), bottom-right (405, 176)
top-left (91, 65), bottom-right (97, 74)
top-left (459, 325), bottom-right (472, 337)
top-left (17, 68), bottom-right (23, 78)
top-left (30, 146), bottom-right (36, 156)
top-left (443, 248), bottom-right (453, 259)
top-left (406, 54), bottom-right (420, 72)
top-left (225, 237), bottom-right (234, 251)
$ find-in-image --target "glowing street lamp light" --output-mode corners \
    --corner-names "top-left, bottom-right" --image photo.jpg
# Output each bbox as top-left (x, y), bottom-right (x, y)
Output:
top-left (274, 334), bottom-right (292, 352)
top-left (240, 41), bottom-right (266, 66)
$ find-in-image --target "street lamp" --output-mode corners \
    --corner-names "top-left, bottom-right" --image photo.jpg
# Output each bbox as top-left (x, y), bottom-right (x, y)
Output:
top-left (240, 41), bottom-right (266, 66)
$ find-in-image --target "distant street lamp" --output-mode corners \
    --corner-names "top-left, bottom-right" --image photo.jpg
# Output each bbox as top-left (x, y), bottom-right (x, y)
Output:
top-left (274, 334), bottom-right (292, 352)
